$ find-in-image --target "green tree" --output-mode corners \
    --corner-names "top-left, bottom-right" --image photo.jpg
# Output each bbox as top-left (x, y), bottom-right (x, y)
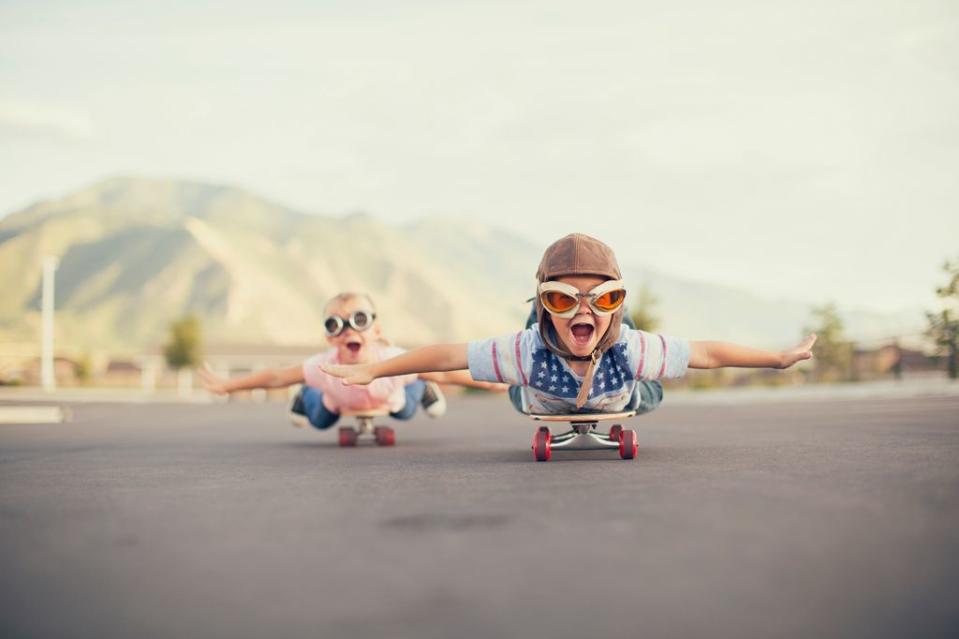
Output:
top-left (629, 284), bottom-right (661, 332)
top-left (804, 302), bottom-right (853, 382)
top-left (163, 315), bottom-right (202, 370)
top-left (73, 353), bottom-right (93, 384)
top-left (926, 257), bottom-right (959, 379)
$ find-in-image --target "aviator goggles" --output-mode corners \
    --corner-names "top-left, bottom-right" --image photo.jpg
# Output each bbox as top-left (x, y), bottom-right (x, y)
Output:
top-left (323, 310), bottom-right (376, 337)
top-left (538, 279), bottom-right (627, 319)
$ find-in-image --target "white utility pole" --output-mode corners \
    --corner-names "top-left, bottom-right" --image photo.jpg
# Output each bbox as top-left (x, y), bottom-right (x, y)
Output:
top-left (41, 256), bottom-right (59, 392)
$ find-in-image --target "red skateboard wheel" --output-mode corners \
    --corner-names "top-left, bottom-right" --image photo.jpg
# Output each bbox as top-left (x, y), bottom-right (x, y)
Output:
top-left (374, 426), bottom-right (395, 447)
top-left (619, 429), bottom-right (637, 460)
top-left (338, 427), bottom-right (358, 447)
top-left (532, 429), bottom-right (551, 462)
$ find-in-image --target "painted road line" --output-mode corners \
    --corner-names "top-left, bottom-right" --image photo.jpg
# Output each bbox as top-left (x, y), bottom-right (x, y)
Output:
top-left (0, 406), bottom-right (68, 424)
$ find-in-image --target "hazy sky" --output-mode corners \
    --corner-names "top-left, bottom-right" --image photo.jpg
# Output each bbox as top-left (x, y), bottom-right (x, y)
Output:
top-left (2, 0), bottom-right (957, 313)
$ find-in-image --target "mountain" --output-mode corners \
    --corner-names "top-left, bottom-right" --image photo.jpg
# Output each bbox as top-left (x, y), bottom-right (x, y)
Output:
top-left (0, 177), bottom-right (534, 353)
top-left (0, 177), bottom-right (922, 355)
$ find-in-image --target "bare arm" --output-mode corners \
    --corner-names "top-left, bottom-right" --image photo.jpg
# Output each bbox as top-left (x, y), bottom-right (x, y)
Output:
top-left (419, 369), bottom-right (508, 392)
top-left (322, 344), bottom-right (469, 385)
top-left (688, 335), bottom-right (816, 370)
top-left (197, 363), bottom-right (305, 395)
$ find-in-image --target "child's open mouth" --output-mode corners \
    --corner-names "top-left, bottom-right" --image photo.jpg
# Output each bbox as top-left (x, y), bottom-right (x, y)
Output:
top-left (570, 322), bottom-right (595, 346)
top-left (346, 340), bottom-right (363, 355)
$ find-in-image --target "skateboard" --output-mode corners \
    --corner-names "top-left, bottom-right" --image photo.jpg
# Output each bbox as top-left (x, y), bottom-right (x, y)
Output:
top-left (337, 408), bottom-right (395, 447)
top-left (528, 410), bottom-right (638, 462)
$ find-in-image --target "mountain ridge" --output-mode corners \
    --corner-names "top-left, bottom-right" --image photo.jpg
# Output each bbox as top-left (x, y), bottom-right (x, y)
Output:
top-left (0, 177), bottom-right (922, 355)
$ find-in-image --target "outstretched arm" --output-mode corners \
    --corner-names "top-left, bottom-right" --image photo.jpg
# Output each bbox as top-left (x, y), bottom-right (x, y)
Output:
top-left (688, 335), bottom-right (816, 370)
top-left (322, 344), bottom-right (469, 385)
top-left (197, 363), bottom-right (305, 395)
top-left (419, 369), bottom-right (508, 392)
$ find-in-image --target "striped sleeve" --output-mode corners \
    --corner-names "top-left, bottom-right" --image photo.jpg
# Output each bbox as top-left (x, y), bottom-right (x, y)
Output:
top-left (467, 329), bottom-right (537, 385)
top-left (624, 328), bottom-right (690, 380)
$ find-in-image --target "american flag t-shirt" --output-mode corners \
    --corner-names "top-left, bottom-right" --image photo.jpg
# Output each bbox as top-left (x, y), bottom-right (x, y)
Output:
top-left (527, 342), bottom-right (632, 399)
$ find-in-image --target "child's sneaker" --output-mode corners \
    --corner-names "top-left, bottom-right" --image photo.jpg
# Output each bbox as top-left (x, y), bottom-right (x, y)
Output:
top-left (288, 386), bottom-right (310, 428)
top-left (421, 381), bottom-right (447, 418)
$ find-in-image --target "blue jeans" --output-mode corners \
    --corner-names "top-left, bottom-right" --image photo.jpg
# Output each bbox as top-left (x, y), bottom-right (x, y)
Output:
top-left (300, 380), bottom-right (426, 430)
top-left (511, 303), bottom-right (663, 415)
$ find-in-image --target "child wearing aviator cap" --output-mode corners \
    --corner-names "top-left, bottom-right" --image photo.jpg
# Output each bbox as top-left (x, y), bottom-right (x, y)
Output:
top-left (322, 234), bottom-right (818, 416)
top-left (199, 291), bottom-right (502, 430)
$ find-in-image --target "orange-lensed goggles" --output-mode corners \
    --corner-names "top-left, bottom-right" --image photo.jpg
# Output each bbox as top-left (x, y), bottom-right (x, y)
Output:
top-left (537, 279), bottom-right (627, 319)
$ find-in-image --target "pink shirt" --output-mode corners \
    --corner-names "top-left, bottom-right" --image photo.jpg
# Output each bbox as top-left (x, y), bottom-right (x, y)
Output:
top-left (302, 345), bottom-right (418, 414)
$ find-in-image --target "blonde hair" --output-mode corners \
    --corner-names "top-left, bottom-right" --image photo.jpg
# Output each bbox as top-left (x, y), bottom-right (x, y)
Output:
top-left (323, 291), bottom-right (377, 316)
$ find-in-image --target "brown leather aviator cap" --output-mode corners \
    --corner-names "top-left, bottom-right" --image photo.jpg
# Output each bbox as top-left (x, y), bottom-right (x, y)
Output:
top-left (535, 233), bottom-right (622, 281)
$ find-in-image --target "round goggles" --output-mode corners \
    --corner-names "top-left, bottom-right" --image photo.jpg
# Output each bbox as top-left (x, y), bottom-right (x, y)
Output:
top-left (538, 279), bottom-right (627, 319)
top-left (323, 310), bottom-right (376, 337)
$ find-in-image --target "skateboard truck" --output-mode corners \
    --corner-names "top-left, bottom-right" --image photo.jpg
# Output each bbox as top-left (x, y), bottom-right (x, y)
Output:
top-left (528, 410), bottom-right (638, 462)
top-left (337, 408), bottom-right (395, 447)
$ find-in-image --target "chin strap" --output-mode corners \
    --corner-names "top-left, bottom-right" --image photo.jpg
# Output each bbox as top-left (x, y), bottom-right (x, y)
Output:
top-left (574, 350), bottom-right (601, 409)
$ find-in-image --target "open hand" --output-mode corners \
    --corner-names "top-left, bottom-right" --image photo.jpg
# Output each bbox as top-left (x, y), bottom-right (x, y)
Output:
top-left (780, 334), bottom-right (817, 369)
top-left (197, 363), bottom-right (230, 395)
top-left (321, 362), bottom-right (376, 386)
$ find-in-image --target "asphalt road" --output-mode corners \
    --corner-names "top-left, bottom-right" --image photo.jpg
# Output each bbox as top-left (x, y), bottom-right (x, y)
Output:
top-left (1, 393), bottom-right (958, 639)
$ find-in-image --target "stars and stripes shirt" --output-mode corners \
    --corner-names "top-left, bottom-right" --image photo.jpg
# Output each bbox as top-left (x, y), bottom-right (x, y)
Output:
top-left (467, 324), bottom-right (690, 414)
